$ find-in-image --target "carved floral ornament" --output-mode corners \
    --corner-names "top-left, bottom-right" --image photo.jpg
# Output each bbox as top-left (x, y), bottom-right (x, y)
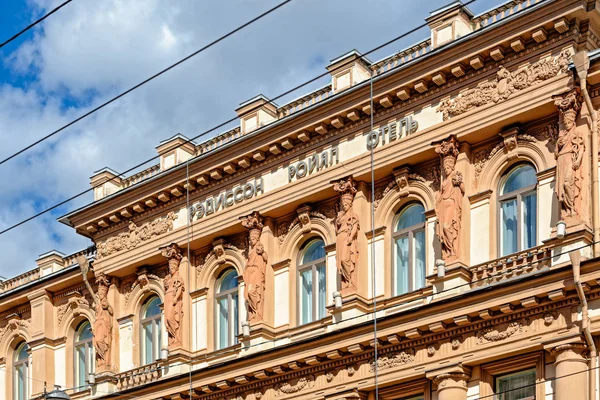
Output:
top-left (437, 50), bottom-right (571, 120)
top-left (370, 349), bottom-right (415, 372)
top-left (472, 120), bottom-right (558, 184)
top-left (277, 204), bottom-right (332, 244)
top-left (96, 212), bottom-right (178, 259)
top-left (274, 375), bottom-right (315, 396)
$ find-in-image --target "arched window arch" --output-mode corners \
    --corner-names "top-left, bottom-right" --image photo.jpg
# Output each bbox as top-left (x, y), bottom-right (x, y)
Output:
top-left (74, 320), bottom-right (94, 389)
top-left (14, 342), bottom-right (29, 400)
top-left (393, 203), bottom-right (426, 296)
top-left (298, 238), bottom-right (326, 325)
top-left (498, 164), bottom-right (537, 256)
top-left (215, 268), bottom-right (239, 349)
top-left (140, 296), bottom-right (162, 364)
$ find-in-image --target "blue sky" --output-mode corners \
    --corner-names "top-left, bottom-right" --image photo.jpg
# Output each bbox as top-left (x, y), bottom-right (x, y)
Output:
top-left (0, 0), bottom-right (500, 278)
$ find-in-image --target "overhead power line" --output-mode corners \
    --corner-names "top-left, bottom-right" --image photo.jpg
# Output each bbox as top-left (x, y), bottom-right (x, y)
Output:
top-left (0, 0), bottom-right (480, 236)
top-left (0, 0), bottom-right (293, 167)
top-left (0, 0), bottom-right (73, 49)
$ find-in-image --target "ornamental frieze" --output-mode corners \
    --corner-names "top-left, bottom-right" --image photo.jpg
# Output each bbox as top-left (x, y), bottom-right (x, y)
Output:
top-left (369, 349), bottom-right (415, 372)
top-left (437, 50), bottom-right (571, 120)
top-left (476, 318), bottom-right (528, 344)
top-left (96, 212), bottom-right (178, 259)
top-left (274, 374), bottom-right (315, 396)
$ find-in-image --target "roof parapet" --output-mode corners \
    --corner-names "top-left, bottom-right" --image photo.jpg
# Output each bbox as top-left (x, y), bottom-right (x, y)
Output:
top-left (326, 49), bottom-right (371, 93)
top-left (236, 94), bottom-right (278, 134)
top-left (90, 167), bottom-right (123, 201)
top-left (36, 250), bottom-right (66, 277)
top-left (156, 133), bottom-right (196, 171)
top-left (426, 0), bottom-right (474, 50)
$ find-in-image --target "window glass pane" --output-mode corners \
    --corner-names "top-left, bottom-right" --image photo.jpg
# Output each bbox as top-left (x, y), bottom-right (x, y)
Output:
top-left (232, 294), bottom-right (239, 344)
top-left (219, 269), bottom-right (238, 292)
top-left (317, 265), bottom-right (326, 319)
top-left (76, 345), bottom-right (86, 387)
top-left (496, 368), bottom-right (536, 400)
top-left (394, 236), bottom-right (409, 295)
top-left (300, 268), bottom-right (313, 324)
top-left (143, 322), bottom-right (152, 364)
top-left (414, 230), bottom-right (426, 290)
top-left (522, 192), bottom-right (537, 249)
top-left (396, 203), bottom-right (425, 231)
top-left (501, 199), bottom-right (518, 256)
top-left (16, 364), bottom-right (26, 400)
top-left (218, 297), bottom-right (229, 349)
top-left (77, 321), bottom-right (93, 341)
top-left (16, 343), bottom-right (28, 361)
top-left (88, 343), bottom-right (95, 374)
top-left (302, 239), bottom-right (325, 264)
top-left (144, 297), bottom-right (161, 319)
top-left (501, 164), bottom-right (536, 195)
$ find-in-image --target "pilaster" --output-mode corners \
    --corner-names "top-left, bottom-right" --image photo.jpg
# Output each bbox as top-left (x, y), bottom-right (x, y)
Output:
top-left (551, 343), bottom-right (588, 400)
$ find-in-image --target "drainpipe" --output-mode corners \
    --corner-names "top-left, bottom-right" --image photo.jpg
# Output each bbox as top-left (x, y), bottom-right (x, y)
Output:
top-left (573, 50), bottom-right (600, 257)
top-left (570, 249), bottom-right (597, 400)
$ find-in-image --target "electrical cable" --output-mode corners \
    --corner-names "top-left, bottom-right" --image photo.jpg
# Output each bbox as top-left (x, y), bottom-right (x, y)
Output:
top-left (367, 64), bottom-right (380, 399)
top-left (4, 240), bottom-right (595, 398)
top-left (0, 0), bottom-right (293, 167)
top-left (0, 0), bottom-right (483, 236)
top-left (0, 0), bottom-right (73, 49)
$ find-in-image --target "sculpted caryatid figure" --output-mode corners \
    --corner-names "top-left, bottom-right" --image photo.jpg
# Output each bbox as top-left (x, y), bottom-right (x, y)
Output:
top-left (435, 135), bottom-right (465, 261)
top-left (553, 88), bottom-right (585, 222)
top-left (77, 255), bottom-right (114, 371)
top-left (242, 211), bottom-right (268, 323)
top-left (161, 243), bottom-right (184, 348)
top-left (93, 273), bottom-right (114, 369)
top-left (333, 177), bottom-right (360, 292)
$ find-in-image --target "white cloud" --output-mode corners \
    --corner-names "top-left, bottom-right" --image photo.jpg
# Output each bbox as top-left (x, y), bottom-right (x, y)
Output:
top-left (0, 0), bottom-right (500, 277)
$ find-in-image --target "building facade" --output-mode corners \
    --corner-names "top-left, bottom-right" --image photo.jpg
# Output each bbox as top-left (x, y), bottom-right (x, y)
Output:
top-left (2, 0), bottom-right (600, 399)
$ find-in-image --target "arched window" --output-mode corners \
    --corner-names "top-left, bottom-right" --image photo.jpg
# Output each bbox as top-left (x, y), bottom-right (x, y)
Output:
top-left (14, 342), bottom-right (29, 400)
top-left (499, 164), bottom-right (537, 256)
top-left (393, 203), bottom-right (426, 295)
top-left (141, 296), bottom-right (162, 364)
top-left (215, 269), bottom-right (239, 349)
top-left (74, 321), bottom-right (94, 389)
top-left (298, 238), bottom-right (326, 325)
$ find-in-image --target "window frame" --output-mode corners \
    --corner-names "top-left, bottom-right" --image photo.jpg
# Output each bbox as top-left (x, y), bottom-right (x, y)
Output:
top-left (74, 320), bottom-right (94, 389)
top-left (14, 342), bottom-right (29, 400)
top-left (140, 296), bottom-right (162, 365)
top-left (214, 268), bottom-right (239, 350)
top-left (297, 238), bottom-right (327, 325)
top-left (480, 352), bottom-right (544, 399)
top-left (497, 164), bottom-right (538, 257)
top-left (392, 203), bottom-right (426, 296)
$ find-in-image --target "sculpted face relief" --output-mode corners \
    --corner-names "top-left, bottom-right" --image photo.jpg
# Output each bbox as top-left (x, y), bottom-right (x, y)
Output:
top-left (189, 178), bottom-right (263, 220)
top-left (288, 146), bottom-right (339, 182)
top-left (366, 115), bottom-right (418, 150)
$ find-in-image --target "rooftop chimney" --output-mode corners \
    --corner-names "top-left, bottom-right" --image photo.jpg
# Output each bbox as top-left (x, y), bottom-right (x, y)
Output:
top-left (426, 1), bottom-right (474, 50)
top-left (326, 50), bottom-right (371, 93)
top-left (156, 133), bottom-right (195, 171)
top-left (235, 95), bottom-right (278, 134)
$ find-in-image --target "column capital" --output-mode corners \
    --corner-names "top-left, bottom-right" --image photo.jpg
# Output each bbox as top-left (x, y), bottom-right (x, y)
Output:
top-left (432, 372), bottom-right (470, 392)
top-left (551, 343), bottom-right (588, 364)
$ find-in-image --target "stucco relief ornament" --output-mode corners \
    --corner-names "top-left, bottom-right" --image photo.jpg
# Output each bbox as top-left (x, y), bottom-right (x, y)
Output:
top-left (437, 50), bottom-right (571, 120)
top-left (77, 255), bottom-right (114, 372)
top-left (241, 211), bottom-right (268, 324)
top-left (333, 176), bottom-right (360, 293)
top-left (434, 136), bottom-right (465, 261)
top-left (161, 243), bottom-right (184, 348)
top-left (553, 88), bottom-right (586, 224)
top-left (96, 212), bottom-right (177, 259)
